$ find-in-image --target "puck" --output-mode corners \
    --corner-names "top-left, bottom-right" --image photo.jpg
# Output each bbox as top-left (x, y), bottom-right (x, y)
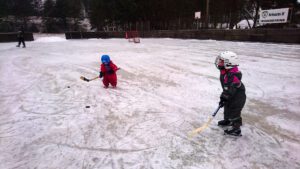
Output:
top-left (85, 106), bottom-right (90, 108)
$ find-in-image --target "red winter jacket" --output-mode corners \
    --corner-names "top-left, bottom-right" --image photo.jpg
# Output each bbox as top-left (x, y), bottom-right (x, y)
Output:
top-left (100, 61), bottom-right (118, 86)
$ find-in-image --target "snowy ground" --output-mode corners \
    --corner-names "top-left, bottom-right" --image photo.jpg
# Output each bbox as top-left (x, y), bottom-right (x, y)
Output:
top-left (0, 34), bottom-right (300, 169)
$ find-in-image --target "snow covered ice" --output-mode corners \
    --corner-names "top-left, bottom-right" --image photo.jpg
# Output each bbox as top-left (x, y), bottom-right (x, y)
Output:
top-left (0, 34), bottom-right (299, 169)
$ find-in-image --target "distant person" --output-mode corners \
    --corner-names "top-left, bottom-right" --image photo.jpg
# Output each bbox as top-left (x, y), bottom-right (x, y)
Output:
top-left (16, 26), bottom-right (26, 48)
top-left (215, 51), bottom-right (246, 136)
top-left (99, 55), bottom-right (119, 88)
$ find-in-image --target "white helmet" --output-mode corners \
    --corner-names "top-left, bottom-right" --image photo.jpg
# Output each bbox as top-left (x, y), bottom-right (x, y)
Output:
top-left (215, 51), bottom-right (239, 69)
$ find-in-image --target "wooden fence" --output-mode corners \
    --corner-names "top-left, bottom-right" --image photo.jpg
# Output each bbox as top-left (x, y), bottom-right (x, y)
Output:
top-left (65, 29), bottom-right (300, 44)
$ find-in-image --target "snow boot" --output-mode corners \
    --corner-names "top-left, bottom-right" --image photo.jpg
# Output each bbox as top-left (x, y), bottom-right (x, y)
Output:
top-left (224, 126), bottom-right (242, 136)
top-left (218, 119), bottom-right (231, 127)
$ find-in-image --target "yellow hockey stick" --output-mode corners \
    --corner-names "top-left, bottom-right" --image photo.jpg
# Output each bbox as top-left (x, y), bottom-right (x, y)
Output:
top-left (188, 105), bottom-right (221, 138)
top-left (80, 76), bottom-right (99, 82)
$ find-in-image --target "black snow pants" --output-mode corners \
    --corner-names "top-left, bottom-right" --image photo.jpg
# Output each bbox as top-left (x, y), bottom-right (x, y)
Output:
top-left (18, 37), bottom-right (26, 47)
top-left (223, 83), bottom-right (246, 127)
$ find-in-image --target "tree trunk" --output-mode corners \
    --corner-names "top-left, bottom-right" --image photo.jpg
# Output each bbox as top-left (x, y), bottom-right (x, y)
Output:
top-left (253, 0), bottom-right (260, 28)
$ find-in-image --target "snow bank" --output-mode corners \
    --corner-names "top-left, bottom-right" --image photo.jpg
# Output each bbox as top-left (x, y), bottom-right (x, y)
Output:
top-left (34, 36), bottom-right (67, 43)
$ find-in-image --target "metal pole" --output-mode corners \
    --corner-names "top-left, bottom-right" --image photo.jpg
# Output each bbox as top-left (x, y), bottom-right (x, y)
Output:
top-left (289, 8), bottom-right (293, 24)
top-left (206, 0), bottom-right (210, 28)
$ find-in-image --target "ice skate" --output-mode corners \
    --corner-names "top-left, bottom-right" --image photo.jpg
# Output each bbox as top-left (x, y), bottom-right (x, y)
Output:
top-left (218, 119), bottom-right (232, 127)
top-left (224, 126), bottom-right (242, 137)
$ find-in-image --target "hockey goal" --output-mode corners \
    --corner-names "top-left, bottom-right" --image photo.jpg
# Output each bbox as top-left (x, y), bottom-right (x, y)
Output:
top-left (125, 31), bottom-right (140, 43)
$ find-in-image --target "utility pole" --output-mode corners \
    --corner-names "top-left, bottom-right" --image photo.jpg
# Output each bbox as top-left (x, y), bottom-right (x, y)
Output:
top-left (206, 0), bottom-right (210, 28)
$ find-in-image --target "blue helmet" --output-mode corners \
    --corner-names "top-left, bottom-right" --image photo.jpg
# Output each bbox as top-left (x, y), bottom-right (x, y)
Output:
top-left (101, 55), bottom-right (110, 64)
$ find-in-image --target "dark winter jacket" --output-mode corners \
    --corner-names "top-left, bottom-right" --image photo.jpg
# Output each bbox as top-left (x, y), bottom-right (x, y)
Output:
top-left (220, 66), bottom-right (245, 103)
top-left (17, 29), bottom-right (25, 38)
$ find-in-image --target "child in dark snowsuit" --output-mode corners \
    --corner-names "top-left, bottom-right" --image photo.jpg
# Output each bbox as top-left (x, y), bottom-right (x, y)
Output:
top-left (215, 51), bottom-right (246, 136)
top-left (99, 55), bottom-right (119, 88)
top-left (16, 26), bottom-right (26, 48)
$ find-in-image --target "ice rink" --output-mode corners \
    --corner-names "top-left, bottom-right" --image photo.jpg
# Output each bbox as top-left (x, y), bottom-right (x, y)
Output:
top-left (0, 34), bottom-right (299, 169)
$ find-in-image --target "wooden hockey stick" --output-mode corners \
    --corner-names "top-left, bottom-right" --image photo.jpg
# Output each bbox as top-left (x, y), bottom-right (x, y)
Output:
top-left (80, 76), bottom-right (99, 82)
top-left (188, 105), bottom-right (221, 138)
top-left (80, 68), bottom-right (121, 82)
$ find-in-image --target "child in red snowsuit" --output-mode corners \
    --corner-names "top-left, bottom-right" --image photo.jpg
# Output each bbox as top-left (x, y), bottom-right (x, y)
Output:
top-left (99, 55), bottom-right (119, 88)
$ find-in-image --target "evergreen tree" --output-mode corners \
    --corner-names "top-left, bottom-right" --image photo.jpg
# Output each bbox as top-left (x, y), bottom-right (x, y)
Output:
top-left (10, 0), bottom-right (35, 17)
top-left (43, 0), bottom-right (56, 32)
top-left (0, 0), bottom-right (8, 17)
top-left (32, 0), bottom-right (43, 16)
top-left (43, 0), bottom-right (55, 18)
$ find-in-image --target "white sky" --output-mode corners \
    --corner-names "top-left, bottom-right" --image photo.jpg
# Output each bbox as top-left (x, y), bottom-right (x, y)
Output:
top-left (0, 35), bottom-right (300, 169)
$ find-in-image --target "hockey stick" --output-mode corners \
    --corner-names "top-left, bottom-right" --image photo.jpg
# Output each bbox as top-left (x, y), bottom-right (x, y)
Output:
top-left (80, 68), bottom-right (121, 82)
top-left (80, 76), bottom-right (99, 82)
top-left (188, 105), bottom-right (222, 138)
